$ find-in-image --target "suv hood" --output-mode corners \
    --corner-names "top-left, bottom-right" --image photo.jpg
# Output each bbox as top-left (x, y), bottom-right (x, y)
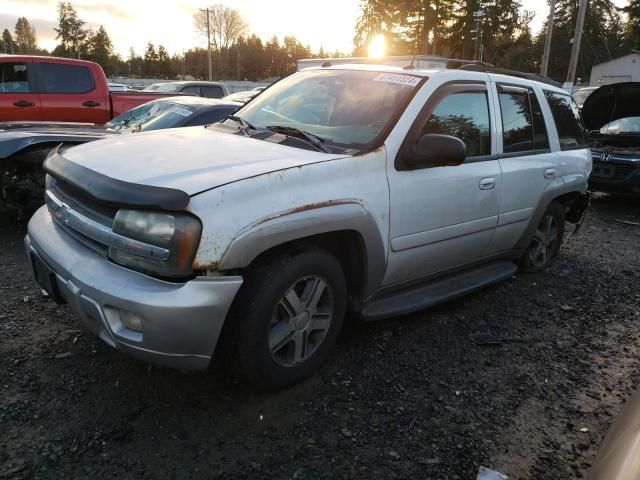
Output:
top-left (582, 82), bottom-right (640, 132)
top-left (62, 126), bottom-right (347, 196)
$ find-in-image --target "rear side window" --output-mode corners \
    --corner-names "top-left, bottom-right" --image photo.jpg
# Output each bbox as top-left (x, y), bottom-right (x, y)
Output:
top-left (544, 91), bottom-right (588, 150)
top-left (40, 63), bottom-right (94, 94)
top-left (0, 63), bottom-right (30, 93)
top-left (498, 86), bottom-right (549, 153)
top-left (422, 91), bottom-right (491, 157)
top-left (201, 85), bottom-right (224, 98)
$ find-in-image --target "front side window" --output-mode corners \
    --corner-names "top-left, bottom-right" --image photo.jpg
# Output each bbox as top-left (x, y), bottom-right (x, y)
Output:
top-left (40, 63), bottom-right (94, 94)
top-left (544, 91), bottom-right (588, 150)
top-left (0, 63), bottom-right (30, 93)
top-left (422, 91), bottom-right (491, 157)
top-left (233, 69), bottom-right (423, 152)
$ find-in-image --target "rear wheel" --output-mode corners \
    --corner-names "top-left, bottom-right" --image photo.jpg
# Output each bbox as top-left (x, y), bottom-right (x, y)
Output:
top-left (520, 202), bottom-right (565, 273)
top-left (221, 248), bottom-right (347, 390)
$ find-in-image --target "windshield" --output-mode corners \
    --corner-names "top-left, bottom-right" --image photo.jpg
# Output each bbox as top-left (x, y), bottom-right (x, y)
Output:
top-left (600, 116), bottom-right (640, 135)
top-left (572, 88), bottom-right (596, 106)
top-left (230, 69), bottom-right (423, 152)
top-left (155, 84), bottom-right (181, 93)
top-left (106, 100), bottom-right (196, 132)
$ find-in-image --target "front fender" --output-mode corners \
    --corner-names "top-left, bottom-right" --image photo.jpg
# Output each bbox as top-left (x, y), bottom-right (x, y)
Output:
top-left (216, 201), bottom-right (387, 298)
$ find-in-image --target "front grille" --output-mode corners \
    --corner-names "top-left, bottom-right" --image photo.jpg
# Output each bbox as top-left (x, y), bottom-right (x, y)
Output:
top-left (50, 180), bottom-right (117, 227)
top-left (592, 161), bottom-right (637, 181)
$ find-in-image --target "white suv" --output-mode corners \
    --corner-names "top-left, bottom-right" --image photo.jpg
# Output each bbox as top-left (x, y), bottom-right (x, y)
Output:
top-left (26, 64), bottom-right (591, 389)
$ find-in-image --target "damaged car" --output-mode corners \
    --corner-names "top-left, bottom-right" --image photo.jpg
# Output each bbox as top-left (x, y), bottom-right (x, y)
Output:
top-left (583, 82), bottom-right (640, 195)
top-left (0, 96), bottom-right (240, 212)
top-left (25, 65), bottom-right (590, 390)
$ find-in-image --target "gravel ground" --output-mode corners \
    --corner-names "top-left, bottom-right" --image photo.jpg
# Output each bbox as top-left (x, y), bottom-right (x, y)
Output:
top-left (1, 194), bottom-right (639, 480)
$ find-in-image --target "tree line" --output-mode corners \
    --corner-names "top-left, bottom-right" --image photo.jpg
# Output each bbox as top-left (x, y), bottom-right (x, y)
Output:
top-left (0, 1), bottom-right (335, 81)
top-left (3, 1), bottom-right (640, 83)
top-left (354, 0), bottom-right (639, 82)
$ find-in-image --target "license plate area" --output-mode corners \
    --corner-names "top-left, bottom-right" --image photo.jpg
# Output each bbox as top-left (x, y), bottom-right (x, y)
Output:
top-left (31, 253), bottom-right (65, 304)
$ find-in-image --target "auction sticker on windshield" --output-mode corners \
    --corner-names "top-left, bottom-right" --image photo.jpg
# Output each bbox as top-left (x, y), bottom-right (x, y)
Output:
top-left (373, 73), bottom-right (421, 87)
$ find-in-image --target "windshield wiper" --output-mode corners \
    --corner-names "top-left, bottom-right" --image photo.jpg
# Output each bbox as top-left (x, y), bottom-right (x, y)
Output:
top-left (265, 125), bottom-right (332, 153)
top-left (226, 115), bottom-right (257, 136)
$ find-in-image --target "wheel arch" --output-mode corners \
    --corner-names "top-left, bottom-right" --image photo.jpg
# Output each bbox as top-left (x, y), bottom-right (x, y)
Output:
top-left (215, 202), bottom-right (387, 303)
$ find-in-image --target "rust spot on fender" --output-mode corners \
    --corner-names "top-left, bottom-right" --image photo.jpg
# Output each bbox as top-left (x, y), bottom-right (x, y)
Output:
top-left (255, 199), bottom-right (360, 226)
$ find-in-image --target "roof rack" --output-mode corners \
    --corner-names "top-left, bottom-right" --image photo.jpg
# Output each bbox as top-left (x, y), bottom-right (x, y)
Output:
top-left (458, 64), bottom-right (562, 88)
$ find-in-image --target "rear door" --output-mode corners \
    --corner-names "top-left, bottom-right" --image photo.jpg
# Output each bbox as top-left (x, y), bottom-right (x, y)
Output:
top-left (37, 62), bottom-right (109, 124)
top-left (487, 81), bottom-right (558, 254)
top-left (0, 61), bottom-right (42, 120)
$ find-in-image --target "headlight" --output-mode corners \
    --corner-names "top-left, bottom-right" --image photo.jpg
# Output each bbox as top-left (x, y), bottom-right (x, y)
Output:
top-left (109, 209), bottom-right (202, 278)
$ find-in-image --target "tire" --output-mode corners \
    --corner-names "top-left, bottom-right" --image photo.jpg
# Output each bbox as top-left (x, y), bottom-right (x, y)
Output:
top-left (520, 201), bottom-right (565, 273)
top-left (220, 247), bottom-right (347, 390)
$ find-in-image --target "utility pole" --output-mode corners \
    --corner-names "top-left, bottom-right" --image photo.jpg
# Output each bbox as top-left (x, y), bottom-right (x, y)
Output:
top-left (566, 0), bottom-right (589, 87)
top-left (200, 7), bottom-right (213, 81)
top-left (540, 0), bottom-right (556, 77)
top-left (471, 10), bottom-right (484, 61)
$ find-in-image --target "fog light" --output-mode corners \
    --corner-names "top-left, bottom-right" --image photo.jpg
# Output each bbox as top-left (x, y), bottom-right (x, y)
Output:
top-left (120, 311), bottom-right (144, 332)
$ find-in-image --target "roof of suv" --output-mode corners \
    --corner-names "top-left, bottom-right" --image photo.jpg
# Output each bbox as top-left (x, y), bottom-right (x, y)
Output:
top-left (305, 63), bottom-right (566, 93)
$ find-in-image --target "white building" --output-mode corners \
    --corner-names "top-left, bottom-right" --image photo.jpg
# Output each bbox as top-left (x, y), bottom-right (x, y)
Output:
top-left (590, 51), bottom-right (640, 86)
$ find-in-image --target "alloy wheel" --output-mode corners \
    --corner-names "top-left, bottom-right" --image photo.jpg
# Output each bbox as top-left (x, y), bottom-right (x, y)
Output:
top-left (268, 276), bottom-right (334, 367)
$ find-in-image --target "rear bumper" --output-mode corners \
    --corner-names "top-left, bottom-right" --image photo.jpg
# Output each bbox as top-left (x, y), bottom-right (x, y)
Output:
top-left (25, 206), bottom-right (243, 370)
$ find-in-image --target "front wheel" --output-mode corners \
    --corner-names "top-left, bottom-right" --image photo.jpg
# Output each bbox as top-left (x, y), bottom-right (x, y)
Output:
top-left (520, 201), bottom-right (565, 273)
top-left (220, 248), bottom-right (347, 390)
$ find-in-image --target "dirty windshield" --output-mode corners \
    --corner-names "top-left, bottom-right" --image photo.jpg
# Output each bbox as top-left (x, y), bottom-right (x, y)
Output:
top-left (106, 100), bottom-right (196, 132)
top-left (231, 69), bottom-right (423, 152)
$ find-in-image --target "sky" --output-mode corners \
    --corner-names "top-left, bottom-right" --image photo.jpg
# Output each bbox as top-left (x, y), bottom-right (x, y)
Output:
top-left (0, 0), bottom-right (629, 57)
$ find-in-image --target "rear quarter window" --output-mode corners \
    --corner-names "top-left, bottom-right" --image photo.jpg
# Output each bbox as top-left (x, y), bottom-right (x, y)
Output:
top-left (201, 85), bottom-right (224, 98)
top-left (543, 91), bottom-right (588, 151)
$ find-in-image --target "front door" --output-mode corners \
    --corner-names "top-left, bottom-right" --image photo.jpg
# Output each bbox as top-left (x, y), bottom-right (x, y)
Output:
top-left (385, 82), bottom-right (501, 286)
top-left (0, 61), bottom-right (42, 121)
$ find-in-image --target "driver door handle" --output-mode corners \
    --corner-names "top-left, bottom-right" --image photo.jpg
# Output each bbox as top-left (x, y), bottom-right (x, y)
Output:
top-left (479, 177), bottom-right (496, 190)
top-left (14, 100), bottom-right (35, 107)
top-left (82, 100), bottom-right (101, 107)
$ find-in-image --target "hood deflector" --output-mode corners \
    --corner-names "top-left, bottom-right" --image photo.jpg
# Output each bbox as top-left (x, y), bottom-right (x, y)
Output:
top-left (582, 82), bottom-right (640, 132)
top-left (43, 151), bottom-right (190, 211)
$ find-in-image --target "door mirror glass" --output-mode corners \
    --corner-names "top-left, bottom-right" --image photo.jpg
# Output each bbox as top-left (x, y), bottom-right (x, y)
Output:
top-left (406, 133), bottom-right (466, 168)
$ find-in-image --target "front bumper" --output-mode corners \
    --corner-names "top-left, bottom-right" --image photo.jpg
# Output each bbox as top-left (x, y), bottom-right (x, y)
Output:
top-left (25, 206), bottom-right (243, 370)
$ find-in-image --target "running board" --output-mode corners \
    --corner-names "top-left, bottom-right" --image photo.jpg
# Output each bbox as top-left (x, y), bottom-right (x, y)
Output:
top-left (361, 261), bottom-right (518, 321)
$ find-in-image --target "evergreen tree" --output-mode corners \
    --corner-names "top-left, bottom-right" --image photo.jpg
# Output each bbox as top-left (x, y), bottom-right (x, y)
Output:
top-left (14, 17), bottom-right (38, 54)
top-left (2, 29), bottom-right (15, 54)
top-left (143, 42), bottom-right (158, 77)
top-left (623, 0), bottom-right (640, 49)
top-left (544, 0), bottom-right (625, 82)
top-left (53, 1), bottom-right (88, 58)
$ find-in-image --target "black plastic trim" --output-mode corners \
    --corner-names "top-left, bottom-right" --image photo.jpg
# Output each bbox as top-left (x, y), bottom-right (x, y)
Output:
top-left (43, 152), bottom-right (190, 211)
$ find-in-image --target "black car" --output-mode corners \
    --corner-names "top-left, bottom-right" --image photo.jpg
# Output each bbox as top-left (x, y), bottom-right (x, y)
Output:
top-left (583, 83), bottom-right (640, 195)
top-left (0, 96), bottom-right (240, 211)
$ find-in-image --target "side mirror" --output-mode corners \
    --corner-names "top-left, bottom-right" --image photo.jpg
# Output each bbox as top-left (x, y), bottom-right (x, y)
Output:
top-left (405, 133), bottom-right (467, 168)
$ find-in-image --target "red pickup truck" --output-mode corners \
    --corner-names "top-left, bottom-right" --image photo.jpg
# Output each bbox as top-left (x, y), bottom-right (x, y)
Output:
top-left (0, 55), bottom-right (174, 123)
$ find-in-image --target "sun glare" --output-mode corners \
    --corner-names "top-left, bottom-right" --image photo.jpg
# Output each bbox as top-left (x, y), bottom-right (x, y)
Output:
top-left (368, 34), bottom-right (386, 59)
